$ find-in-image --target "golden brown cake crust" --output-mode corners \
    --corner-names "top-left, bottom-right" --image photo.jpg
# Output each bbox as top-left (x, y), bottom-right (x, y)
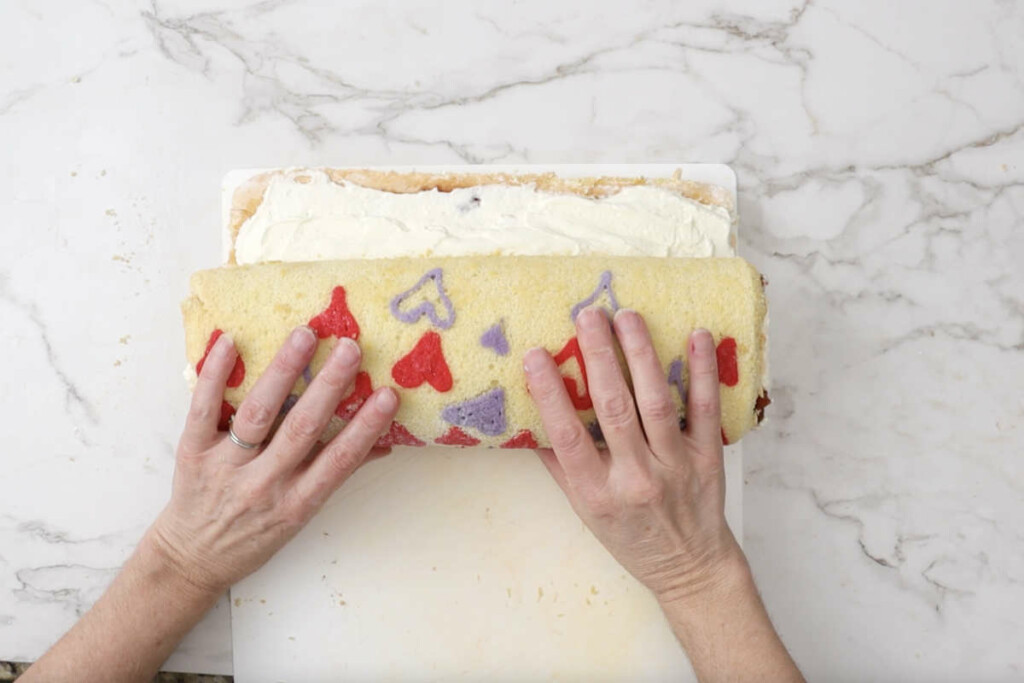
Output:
top-left (226, 168), bottom-right (736, 265)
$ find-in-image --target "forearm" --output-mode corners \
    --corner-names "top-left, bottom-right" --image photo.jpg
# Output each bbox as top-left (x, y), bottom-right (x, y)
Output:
top-left (22, 533), bottom-right (221, 683)
top-left (659, 552), bottom-right (804, 683)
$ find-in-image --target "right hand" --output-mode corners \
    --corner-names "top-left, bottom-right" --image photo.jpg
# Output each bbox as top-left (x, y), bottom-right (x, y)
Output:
top-left (523, 307), bottom-right (746, 603)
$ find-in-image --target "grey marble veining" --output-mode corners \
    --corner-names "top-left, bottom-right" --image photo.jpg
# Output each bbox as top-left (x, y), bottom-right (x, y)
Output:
top-left (1, 0), bottom-right (1021, 679)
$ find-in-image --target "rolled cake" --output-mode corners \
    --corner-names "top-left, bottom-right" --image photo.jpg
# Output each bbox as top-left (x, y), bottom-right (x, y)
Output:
top-left (182, 255), bottom-right (768, 448)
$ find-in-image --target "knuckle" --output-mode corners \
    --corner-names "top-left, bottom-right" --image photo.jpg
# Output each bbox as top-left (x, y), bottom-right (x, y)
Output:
top-left (176, 441), bottom-right (206, 464)
top-left (690, 397), bottom-right (720, 419)
top-left (284, 410), bottom-right (323, 442)
top-left (637, 396), bottom-right (676, 423)
top-left (237, 479), bottom-right (271, 509)
top-left (581, 489), bottom-right (616, 519)
top-left (625, 338), bottom-right (658, 362)
top-left (271, 348), bottom-right (306, 375)
top-left (325, 444), bottom-right (360, 479)
top-left (280, 497), bottom-right (312, 528)
top-left (588, 345), bottom-right (618, 365)
top-left (530, 375), bottom-right (565, 404)
top-left (316, 362), bottom-right (352, 391)
top-left (187, 402), bottom-right (215, 424)
top-left (624, 479), bottom-right (665, 507)
top-left (342, 408), bottom-right (385, 442)
top-left (237, 398), bottom-right (275, 429)
top-left (691, 359), bottom-right (718, 380)
top-left (548, 422), bottom-right (588, 453)
top-left (594, 392), bottom-right (634, 427)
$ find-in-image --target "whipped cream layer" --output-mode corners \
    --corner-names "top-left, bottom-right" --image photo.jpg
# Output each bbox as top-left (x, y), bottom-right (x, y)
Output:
top-left (234, 171), bottom-right (735, 264)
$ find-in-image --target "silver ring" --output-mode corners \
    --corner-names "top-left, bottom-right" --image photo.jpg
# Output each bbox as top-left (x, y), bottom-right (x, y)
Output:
top-left (227, 416), bottom-right (262, 450)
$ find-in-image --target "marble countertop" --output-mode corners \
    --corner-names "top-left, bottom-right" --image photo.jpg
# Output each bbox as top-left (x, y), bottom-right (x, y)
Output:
top-left (2, 0), bottom-right (1021, 679)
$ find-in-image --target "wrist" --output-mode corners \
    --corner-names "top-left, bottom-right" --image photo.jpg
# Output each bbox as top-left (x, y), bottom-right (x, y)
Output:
top-left (654, 542), bottom-right (804, 682)
top-left (653, 537), bottom-right (756, 613)
top-left (133, 521), bottom-right (225, 607)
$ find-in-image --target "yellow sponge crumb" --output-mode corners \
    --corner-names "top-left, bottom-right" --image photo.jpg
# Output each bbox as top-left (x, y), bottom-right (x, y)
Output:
top-left (182, 256), bottom-right (767, 448)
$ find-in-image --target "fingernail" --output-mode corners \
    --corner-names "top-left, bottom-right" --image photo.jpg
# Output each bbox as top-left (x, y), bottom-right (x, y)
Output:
top-left (523, 347), bottom-right (548, 375)
top-left (333, 337), bottom-right (361, 366)
top-left (576, 306), bottom-right (608, 330)
top-left (691, 328), bottom-right (713, 355)
top-left (214, 331), bottom-right (234, 354)
top-left (290, 326), bottom-right (316, 353)
top-left (613, 308), bottom-right (641, 329)
top-left (375, 387), bottom-right (397, 412)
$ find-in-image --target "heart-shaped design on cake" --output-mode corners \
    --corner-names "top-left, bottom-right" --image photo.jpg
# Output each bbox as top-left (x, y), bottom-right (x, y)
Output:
top-left (553, 336), bottom-right (591, 410)
top-left (435, 426), bottom-right (481, 447)
top-left (441, 388), bottom-right (506, 437)
top-left (375, 421), bottom-right (426, 448)
top-left (715, 337), bottom-right (738, 387)
top-left (309, 286), bottom-right (360, 340)
top-left (667, 357), bottom-right (686, 400)
top-left (500, 429), bottom-right (538, 449)
top-left (480, 321), bottom-right (509, 356)
top-left (335, 371), bottom-right (373, 420)
top-left (217, 401), bottom-right (235, 431)
top-left (570, 270), bottom-right (620, 322)
top-left (392, 331), bottom-right (453, 392)
top-left (390, 268), bottom-right (455, 329)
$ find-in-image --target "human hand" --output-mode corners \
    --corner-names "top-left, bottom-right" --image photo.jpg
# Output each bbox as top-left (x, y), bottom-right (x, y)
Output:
top-left (147, 327), bottom-right (399, 597)
top-left (524, 307), bottom-right (745, 604)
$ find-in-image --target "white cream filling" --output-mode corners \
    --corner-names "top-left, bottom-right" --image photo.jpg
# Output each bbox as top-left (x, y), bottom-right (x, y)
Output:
top-left (233, 170), bottom-right (735, 264)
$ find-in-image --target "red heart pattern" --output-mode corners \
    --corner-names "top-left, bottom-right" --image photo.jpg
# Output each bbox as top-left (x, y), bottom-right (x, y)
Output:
top-left (435, 426), bottom-right (481, 447)
top-left (375, 421), bottom-right (426, 448)
top-left (500, 429), bottom-right (538, 449)
top-left (553, 336), bottom-right (591, 410)
top-left (309, 286), bottom-right (360, 340)
top-left (392, 331), bottom-right (453, 392)
top-left (207, 275), bottom-right (747, 448)
top-left (716, 337), bottom-right (738, 387)
top-left (335, 371), bottom-right (373, 420)
top-left (218, 401), bottom-right (235, 431)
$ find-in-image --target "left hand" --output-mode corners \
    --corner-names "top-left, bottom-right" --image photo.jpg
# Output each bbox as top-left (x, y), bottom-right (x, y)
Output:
top-left (146, 326), bottom-right (398, 597)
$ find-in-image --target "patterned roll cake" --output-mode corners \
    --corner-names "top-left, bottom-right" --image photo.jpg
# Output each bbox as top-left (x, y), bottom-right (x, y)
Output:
top-left (181, 255), bottom-right (768, 448)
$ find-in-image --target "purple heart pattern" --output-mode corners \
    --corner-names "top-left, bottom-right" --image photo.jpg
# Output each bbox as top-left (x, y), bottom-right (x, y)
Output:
top-left (441, 388), bottom-right (507, 437)
top-left (667, 357), bottom-right (686, 400)
top-left (570, 270), bottom-right (620, 321)
top-left (390, 267), bottom-right (456, 329)
top-left (480, 321), bottom-right (509, 356)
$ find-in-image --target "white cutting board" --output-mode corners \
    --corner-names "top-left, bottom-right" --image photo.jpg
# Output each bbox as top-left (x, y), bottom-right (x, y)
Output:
top-left (229, 164), bottom-right (740, 683)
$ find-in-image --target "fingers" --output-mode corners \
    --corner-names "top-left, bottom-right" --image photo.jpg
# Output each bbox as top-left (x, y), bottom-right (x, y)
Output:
top-left (182, 332), bottom-right (237, 454)
top-left (613, 309), bottom-right (683, 457)
top-left (686, 329), bottom-right (723, 458)
top-left (523, 347), bottom-right (606, 491)
top-left (230, 326), bottom-right (317, 450)
top-left (298, 388), bottom-right (399, 507)
top-left (575, 307), bottom-right (647, 457)
top-left (260, 337), bottom-right (363, 477)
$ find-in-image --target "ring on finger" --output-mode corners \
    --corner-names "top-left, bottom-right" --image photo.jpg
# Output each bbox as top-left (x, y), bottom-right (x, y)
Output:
top-left (227, 415), bottom-right (263, 450)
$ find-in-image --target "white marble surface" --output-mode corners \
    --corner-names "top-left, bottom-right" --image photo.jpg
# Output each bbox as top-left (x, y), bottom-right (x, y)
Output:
top-left (1, 0), bottom-right (1021, 680)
